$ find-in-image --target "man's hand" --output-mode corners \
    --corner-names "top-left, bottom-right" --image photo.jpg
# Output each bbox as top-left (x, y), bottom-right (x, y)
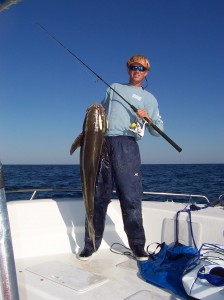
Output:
top-left (136, 108), bottom-right (152, 124)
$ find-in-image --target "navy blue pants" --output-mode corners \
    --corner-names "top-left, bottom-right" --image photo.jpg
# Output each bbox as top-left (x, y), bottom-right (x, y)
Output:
top-left (84, 136), bottom-right (146, 251)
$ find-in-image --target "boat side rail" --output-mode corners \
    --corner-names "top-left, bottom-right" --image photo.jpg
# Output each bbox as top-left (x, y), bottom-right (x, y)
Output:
top-left (219, 194), bottom-right (224, 201)
top-left (6, 188), bottom-right (210, 203)
top-left (6, 188), bottom-right (83, 200)
top-left (143, 191), bottom-right (210, 203)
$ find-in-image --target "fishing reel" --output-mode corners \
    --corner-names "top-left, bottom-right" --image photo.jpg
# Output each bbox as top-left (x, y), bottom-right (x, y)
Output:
top-left (129, 118), bottom-right (147, 137)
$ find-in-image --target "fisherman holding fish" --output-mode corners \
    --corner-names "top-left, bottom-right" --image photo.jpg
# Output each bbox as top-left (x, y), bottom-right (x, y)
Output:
top-left (78, 54), bottom-right (164, 261)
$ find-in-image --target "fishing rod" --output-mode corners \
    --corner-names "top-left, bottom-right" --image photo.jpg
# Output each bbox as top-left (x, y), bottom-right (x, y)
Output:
top-left (37, 23), bottom-right (182, 153)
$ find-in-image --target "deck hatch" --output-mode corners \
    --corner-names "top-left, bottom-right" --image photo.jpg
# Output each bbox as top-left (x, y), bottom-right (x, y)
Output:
top-left (26, 261), bottom-right (108, 292)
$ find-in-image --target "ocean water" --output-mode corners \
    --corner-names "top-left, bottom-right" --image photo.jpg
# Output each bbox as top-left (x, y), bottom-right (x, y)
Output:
top-left (2, 164), bottom-right (224, 203)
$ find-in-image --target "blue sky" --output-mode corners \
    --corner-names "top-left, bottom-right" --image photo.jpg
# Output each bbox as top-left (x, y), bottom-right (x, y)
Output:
top-left (0, 0), bottom-right (223, 164)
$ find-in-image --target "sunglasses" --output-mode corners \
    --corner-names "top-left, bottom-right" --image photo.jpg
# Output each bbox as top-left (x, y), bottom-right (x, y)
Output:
top-left (129, 65), bottom-right (147, 72)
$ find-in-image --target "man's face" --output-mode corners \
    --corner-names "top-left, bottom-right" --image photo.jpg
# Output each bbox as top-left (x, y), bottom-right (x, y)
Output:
top-left (128, 63), bottom-right (148, 86)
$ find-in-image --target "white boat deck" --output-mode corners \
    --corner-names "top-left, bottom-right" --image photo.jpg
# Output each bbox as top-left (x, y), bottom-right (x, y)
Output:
top-left (7, 198), bottom-right (224, 300)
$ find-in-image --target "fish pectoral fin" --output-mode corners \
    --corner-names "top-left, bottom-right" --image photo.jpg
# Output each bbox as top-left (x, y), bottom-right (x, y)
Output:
top-left (70, 133), bottom-right (83, 155)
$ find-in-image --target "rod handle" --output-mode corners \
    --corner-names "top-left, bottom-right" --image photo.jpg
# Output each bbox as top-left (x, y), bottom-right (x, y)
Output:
top-left (143, 117), bottom-right (182, 152)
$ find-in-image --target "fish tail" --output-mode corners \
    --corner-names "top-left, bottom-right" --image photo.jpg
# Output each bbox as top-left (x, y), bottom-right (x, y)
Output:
top-left (88, 222), bottom-right (96, 252)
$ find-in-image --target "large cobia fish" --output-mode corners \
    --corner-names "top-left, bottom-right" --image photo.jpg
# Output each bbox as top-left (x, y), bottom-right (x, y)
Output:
top-left (70, 104), bottom-right (107, 250)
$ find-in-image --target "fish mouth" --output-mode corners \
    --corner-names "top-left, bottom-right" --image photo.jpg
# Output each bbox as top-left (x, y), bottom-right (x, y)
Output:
top-left (87, 103), bottom-right (105, 112)
top-left (86, 104), bottom-right (107, 133)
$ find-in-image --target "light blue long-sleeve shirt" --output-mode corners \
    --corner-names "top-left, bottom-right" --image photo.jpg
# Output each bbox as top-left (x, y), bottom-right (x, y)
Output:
top-left (101, 83), bottom-right (164, 139)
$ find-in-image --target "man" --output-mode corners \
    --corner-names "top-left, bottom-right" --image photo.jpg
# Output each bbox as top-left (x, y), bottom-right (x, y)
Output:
top-left (79, 54), bottom-right (164, 261)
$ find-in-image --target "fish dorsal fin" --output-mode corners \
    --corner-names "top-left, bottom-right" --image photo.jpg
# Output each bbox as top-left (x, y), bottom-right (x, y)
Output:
top-left (70, 133), bottom-right (83, 155)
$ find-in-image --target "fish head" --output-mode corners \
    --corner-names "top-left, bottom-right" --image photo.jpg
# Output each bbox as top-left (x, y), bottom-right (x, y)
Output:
top-left (84, 103), bottom-right (107, 133)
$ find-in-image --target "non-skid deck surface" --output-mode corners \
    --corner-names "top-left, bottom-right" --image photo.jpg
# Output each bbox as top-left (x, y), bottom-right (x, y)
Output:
top-left (124, 290), bottom-right (176, 299)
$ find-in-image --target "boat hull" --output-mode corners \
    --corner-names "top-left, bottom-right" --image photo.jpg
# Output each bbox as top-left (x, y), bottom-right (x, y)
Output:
top-left (7, 198), bottom-right (224, 300)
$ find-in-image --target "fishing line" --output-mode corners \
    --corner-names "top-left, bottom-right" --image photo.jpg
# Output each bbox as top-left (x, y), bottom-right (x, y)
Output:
top-left (37, 23), bottom-right (182, 153)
